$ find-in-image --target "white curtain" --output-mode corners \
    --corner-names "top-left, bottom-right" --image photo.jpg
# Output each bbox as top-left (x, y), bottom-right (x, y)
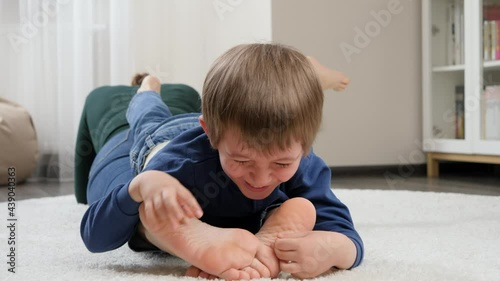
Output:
top-left (0, 0), bottom-right (135, 181)
top-left (0, 0), bottom-right (271, 182)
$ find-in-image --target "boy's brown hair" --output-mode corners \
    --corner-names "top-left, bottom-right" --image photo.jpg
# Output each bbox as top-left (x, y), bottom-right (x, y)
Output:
top-left (202, 43), bottom-right (323, 154)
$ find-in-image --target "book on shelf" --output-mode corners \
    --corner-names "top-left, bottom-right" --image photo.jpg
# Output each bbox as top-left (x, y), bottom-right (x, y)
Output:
top-left (446, 0), bottom-right (464, 65)
top-left (484, 4), bottom-right (500, 22)
top-left (484, 20), bottom-right (491, 61)
top-left (483, 20), bottom-right (500, 61)
top-left (482, 86), bottom-right (500, 140)
top-left (445, 4), bottom-right (500, 64)
top-left (455, 85), bottom-right (465, 139)
top-left (497, 20), bottom-right (500, 60)
top-left (492, 21), bottom-right (497, 60)
top-left (483, 5), bottom-right (500, 62)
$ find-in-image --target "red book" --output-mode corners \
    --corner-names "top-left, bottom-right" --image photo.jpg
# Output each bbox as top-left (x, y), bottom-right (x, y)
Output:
top-left (496, 20), bottom-right (500, 60)
top-left (484, 5), bottom-right (500, 20)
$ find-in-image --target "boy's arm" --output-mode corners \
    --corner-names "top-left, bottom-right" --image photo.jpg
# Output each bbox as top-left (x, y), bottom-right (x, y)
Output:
top-left (80, 170), bottom-right (203, 253)
top-left (279, 152), bottom-right (364, 276)
top-left (80, 181), bottom-right (140, 252)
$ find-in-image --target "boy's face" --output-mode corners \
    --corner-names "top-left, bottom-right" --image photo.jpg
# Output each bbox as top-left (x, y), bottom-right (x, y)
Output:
top-left (217, 128), bottom-right (303, 200)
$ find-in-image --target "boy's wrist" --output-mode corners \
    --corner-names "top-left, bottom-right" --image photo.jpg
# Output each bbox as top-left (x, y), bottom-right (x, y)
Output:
top-left (326, 232), bottom-right (357, 269)
top-left (129, 174), bottom-right (144, 203)
top-left (117, 182), bottom-right (142, 216)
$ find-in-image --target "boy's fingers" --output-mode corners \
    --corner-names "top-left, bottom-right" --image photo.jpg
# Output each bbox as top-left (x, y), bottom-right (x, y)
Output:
top-left (167, 208), bottom-right (180, 230)
top-left (177, 192), bottom-right (196, 218)
top-left (180, 204), bottom-right (196, 218)
top-left (275, 237), bottom-right (300, 251)
top-left (166, 194), bottom-right (184, 222)
top-left (274, 248), bottom-right (296, 262)
top-left (143, 201), bottom-right (157, 222)
top-left (153, 192), bottom-right (169, 221)
top-left (140, 201), bottom-right (161, 231)
top-left (279, 260), bottom-right (300, 274)
top-left (179, 188), bottom-right (203, 218)
top-left (157, 193), bottom-right (181, 229)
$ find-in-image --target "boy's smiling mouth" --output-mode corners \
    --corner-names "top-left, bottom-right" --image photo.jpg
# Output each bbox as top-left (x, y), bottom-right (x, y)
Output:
top-left (244, 181), bottom-right (271, 192)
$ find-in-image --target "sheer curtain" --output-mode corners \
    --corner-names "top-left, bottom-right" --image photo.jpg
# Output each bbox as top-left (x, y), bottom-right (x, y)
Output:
top-left (0, 0), bottom-right (135, 181)
top-left (0, 0), bottom-right (271, 182)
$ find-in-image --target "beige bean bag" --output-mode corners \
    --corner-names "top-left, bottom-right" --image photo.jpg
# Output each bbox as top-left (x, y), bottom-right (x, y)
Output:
top-left (0, 97), bottom-right (38, 185)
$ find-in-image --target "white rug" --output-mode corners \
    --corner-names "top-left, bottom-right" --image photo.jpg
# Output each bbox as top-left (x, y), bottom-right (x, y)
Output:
top-left (0, 189), bottom-right (499, 281)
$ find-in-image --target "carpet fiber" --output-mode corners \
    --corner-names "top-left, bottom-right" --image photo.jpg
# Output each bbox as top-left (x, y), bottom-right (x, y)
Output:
top-left (0, 189), bottom-right (499, 281)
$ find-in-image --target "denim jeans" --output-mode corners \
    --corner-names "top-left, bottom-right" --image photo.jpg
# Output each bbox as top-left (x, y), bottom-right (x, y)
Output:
top-left (87, 91), bottom-right (200, 203)
top-left (87, 129), bottom-right (133, 204)
top-left (126, 91), bottom-right (201, 174)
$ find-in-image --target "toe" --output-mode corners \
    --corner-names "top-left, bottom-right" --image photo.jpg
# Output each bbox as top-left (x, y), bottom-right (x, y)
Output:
top-left (220, 268), bottom-right (246, 281)
top-left (185, 265), bottom-right (201, 277)
top-left (242, 266), bottom-right (260, 279)
top-left (199, 271), bottom-right (211, 279)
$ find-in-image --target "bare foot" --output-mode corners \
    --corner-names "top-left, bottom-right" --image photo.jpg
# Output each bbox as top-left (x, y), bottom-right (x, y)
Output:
top-left (307, 56), bottom-right (350, 91)
top-left (139, 205), bottom-right (264, 280)
top-left (255, 197), bottom-right (317, 278)
top-left (329, 69), bottom-right (350, 91)
top-left (181, 198), bottom-right (316, 279)
top-left (185, 266), bottom-right (218, 280)
top-left (185, 258), bottom-right (269, 280)
top-left (137, 75), bottom-right (161, 93)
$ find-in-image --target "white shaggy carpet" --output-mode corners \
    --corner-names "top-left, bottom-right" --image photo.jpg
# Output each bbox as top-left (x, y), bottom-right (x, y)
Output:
top-left (0, 189), bottom-right (499, 281)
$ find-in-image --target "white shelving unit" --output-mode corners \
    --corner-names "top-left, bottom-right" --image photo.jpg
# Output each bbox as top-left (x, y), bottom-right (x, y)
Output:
top-left (422, 0), bottom-right (500, 177)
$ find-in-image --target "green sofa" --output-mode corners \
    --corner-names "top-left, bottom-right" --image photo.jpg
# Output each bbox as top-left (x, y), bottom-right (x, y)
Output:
top-left (74, 84), bottom-right (201, 204)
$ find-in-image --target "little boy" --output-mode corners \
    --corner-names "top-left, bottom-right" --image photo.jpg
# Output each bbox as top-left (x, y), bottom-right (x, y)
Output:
top-left (81, 43), bottom-right (362, 280)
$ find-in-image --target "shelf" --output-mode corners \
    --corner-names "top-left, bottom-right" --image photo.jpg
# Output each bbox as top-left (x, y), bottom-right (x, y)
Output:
top-left (483, 60), bottom-right (500, 70)
top-left (432, 61), bottom-right (500, 72)
top-left (427, 152), bottom-right (500, 177)
top-left (432, 65), bottom-right (465, 72)
top-left (424, 0), bottom-right (500, 178)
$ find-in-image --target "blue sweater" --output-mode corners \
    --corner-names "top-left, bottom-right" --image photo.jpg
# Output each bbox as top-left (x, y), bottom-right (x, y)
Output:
top-left (80, 126), bottom-right (364, 267)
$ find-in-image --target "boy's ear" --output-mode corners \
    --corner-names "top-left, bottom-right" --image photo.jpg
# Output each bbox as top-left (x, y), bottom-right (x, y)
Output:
top-left (199, 115), bottom-right (217, 148)
top-left (198, 115), bottom-right (209, 135)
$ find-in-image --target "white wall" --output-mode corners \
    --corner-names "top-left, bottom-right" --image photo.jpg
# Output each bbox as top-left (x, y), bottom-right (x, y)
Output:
top-left (272, 0), bottom-right (422, 167)
top-left (133, 0), bottom-right (422, 167)
top-left (131, 0), bottom-right (272, 93)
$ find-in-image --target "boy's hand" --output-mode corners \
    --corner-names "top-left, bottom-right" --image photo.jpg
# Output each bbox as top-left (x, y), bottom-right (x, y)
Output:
top-left (274, 231), bottom-right (356, 279)
top-left (129, 170), bottom-right (203, 230)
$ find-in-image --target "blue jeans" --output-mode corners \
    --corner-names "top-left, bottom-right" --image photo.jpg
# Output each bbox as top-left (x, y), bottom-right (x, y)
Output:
top-left (87, 91), bottom-right (200, 203)
top-left (126, 91), bottom-right (201, 174)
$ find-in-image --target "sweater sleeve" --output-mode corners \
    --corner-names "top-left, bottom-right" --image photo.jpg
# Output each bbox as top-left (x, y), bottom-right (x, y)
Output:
top-left (80, 181), bottom-right (140, 253)
top-left (285, 152), bottom-right (364, 268)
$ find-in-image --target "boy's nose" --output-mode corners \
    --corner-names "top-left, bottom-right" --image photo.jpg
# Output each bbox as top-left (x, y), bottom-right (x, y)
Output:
top-left (250, 169), bottom-right (272, 187)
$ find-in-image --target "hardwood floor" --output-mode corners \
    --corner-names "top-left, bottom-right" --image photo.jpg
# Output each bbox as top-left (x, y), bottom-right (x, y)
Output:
top-left (1, 173), bottom-right (499, 203)
top-left (332, 174), bottom-right (500, 196)
top-left (0, 180), bottom-right (75, 202)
